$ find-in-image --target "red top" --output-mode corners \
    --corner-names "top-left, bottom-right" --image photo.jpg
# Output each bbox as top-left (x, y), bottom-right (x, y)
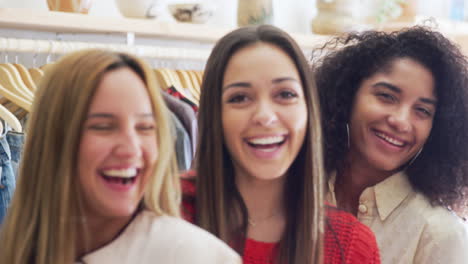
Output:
top-left (181, 173), bottom-right (380, 264)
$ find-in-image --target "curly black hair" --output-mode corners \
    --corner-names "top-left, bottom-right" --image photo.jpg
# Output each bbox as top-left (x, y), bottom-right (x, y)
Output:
top-left (313, 26), bottom-right (468, 209)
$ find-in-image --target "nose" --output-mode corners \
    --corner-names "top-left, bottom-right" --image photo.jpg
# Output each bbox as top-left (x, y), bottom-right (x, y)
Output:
top-left (252, 99), bottom-right (278, 127)
top-left (387, 107), bottom-right (412, 133)
top-left (114, 129), bottom-right (142, 159)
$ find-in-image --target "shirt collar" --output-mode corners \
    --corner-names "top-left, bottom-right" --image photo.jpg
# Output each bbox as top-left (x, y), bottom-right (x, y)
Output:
top-left (327, 171), bottom-right (413, 221)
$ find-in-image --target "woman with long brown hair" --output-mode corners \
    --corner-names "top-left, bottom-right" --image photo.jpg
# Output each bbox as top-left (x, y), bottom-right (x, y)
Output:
top-left (182, 25), bottom-right (380, 264)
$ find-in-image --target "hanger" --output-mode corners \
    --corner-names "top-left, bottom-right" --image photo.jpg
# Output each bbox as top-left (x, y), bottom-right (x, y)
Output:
top-left (13, 63), bottom-right (37, 93)
top-left (0, 66), bottom-right (33, 110)
top-left (153, 69), bottom-right (172, 90)
top-left (28, 68), bottom-right (44, 86)
top-left (162, 68), bottom-right (198, 105)
top-left (176, 70), bottom-right (199, 102)
top-left (0, 104), bottom-right (22, 133)
top-left (0, 64), bottom-right (34, 102)
top-left (187, 70), bottom-right (201, 96)
top-left (194, 71), bottom-right (203, 86)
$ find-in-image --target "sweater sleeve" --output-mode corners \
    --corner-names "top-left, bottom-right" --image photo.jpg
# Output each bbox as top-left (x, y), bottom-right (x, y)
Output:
top-left (346, 221), bottom-right (381, 264)
top-left (325, 207), bottom-right (381, 264)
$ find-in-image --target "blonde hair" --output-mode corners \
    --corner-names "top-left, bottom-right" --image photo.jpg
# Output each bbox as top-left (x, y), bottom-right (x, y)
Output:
top-left (0, 49), bottom-right (179, 264)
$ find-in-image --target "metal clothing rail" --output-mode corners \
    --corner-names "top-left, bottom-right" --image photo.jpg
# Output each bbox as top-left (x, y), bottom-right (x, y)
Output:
top-left (0, 37), bottom-right (211, 61)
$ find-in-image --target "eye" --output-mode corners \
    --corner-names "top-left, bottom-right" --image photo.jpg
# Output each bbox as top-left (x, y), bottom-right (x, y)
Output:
top-left (415, 107), bottom-right (433, 118)
top-left (227, 93), bottom-right (249, 104)
top-left (88, 123), bottom-right (114, 131)
top-left (277, 90), bottom-right (298, 99)
top-left (137, 124), bottom-right (156, 131)
top-left (376, 92), bottom-right (396, 103)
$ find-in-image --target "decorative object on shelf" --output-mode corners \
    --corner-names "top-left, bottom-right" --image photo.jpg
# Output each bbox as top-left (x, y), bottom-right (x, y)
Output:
top-left (168, 3), bottom-right (215, 24)
top-left (312, 0), bottom-right (374, 35)
top-left (47, 0), bottom-right (93, 14)
top-left (375, 0), bottom-right (416, 24)
top-left (237, 0), bottom-right (273, 27)
top-left (115, 0), bottom-right (163, 19)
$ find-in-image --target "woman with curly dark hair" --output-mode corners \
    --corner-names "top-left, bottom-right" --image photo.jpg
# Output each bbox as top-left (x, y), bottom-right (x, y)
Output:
top-left (314, 26), bottom-right (468, 263)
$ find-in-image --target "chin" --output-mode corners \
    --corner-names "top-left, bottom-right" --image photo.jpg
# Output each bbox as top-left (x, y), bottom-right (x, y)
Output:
top-left (247, 167), bottom-right (288, 181)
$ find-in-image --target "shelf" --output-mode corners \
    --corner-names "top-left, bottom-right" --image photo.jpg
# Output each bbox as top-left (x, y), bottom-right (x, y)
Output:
top-left (1, 8), bottom-right (467, 53)
top-left (0, 8), bottom-right (330, 50)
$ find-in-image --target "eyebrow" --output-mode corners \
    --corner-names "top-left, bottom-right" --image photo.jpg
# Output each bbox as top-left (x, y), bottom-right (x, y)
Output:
top-left (372, 81), bottom-right (437, 106)
top-left (222, 77), bottom-right (299, 91)
top-left (86, 113), bottom-right (154, 119)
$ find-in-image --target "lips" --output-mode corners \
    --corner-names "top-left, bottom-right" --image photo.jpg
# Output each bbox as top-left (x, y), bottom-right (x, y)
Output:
top-left (245, 135), bottom-right (286, 149)
top-left (373, 130), bottom-right (407, 148)
top-left (100, 167), bottom-right (141, 185)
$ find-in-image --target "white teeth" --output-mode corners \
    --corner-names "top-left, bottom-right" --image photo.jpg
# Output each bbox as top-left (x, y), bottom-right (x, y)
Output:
top-left (375, 132), bottom-right (404, 147)
top-left (248, 136), bottom-right (285, 145)
top-left (102, 168), bottom-right (137, 178)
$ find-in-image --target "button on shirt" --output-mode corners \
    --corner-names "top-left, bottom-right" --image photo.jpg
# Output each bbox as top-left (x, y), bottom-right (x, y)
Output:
top-left (327, 171), bottom-right (468, 264)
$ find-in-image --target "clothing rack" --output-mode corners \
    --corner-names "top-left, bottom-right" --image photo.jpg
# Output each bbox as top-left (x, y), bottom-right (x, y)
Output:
top-left (0, 37), bottom-right (210, 61)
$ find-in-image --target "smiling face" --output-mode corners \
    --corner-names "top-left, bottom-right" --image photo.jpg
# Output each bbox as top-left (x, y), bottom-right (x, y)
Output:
top-left (348, 58), bottom-right (436, 173)
top-left (221, 43), bottom-right (308, 181)
top-left (77, 67), bottom-right (158, 221)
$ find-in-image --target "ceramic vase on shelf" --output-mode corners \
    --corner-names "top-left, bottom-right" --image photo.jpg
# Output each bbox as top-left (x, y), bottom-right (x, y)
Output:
top-left (47, 0), bottom-right (93, 14)
top-left (115, 0), bottom-right (162, 19)
top-left (311, 0), bottom-right (374, 35)
top-left (237, 0), bottom-right (273, 27)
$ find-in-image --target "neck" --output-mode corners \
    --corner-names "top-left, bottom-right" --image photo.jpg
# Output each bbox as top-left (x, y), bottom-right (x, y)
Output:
top-left (236, 174), bottom-right (286, 219)
top-left (235, 171), bottom-right (287, 242)
top-left (335, 153), bottom-right (394, 215)
top-left (75, 213), bottom-right (134, 260)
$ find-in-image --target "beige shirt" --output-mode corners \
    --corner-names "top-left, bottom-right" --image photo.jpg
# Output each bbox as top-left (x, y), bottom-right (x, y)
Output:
top-left (78, 211), bottom-right (241, 264)
top-left (327, 171), bottom-right (468, 264)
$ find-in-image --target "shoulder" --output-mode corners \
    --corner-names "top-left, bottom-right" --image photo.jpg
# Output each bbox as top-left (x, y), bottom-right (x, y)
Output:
top-left (325, 206), bottom-right (380, 263)
top-left (419, 202), bottom-right (468, 247)
top-left (410, 201), bottom-right (468, 262)
top-left (138, 212), bottom-right (241, 264)
top-left (159, 215), bottom-right (241, 264)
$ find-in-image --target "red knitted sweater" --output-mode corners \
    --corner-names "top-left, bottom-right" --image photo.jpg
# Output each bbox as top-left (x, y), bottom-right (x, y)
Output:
top-left (181, 174), bottom-right (380, 264)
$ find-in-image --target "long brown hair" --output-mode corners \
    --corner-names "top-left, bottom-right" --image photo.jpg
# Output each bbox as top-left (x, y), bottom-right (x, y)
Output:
top-left (0, 49), bottom-right (179, 264)
top-left (195, 25), bottom-right (325, 264)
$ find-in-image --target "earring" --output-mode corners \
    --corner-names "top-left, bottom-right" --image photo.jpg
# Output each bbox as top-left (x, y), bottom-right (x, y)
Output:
top-left (346, 123), bottom-right (350, 148)
top-left (408, 147), bottom-right (423, 166)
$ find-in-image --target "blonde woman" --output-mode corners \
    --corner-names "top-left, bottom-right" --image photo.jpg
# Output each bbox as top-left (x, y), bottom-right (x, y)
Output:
top-left (0, 49), bottom-right (241, 264)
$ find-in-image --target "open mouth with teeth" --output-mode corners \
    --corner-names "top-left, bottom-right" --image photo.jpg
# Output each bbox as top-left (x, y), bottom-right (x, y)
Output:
top-left (100, 168), bottom-right (140, 185)
top-left (374, 130), bottom-right (406, 148)
top-left (245, 135), bottom-right (287, 151)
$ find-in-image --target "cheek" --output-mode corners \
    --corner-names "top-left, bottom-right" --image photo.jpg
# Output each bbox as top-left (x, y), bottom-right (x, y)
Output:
top-left (221, 108), bottom-right (243, 149)
top-left (143, 137), bottom-right (159, 164)
top-left (418, 121), bottom-right (434, 145)
top-left (287, 103), bottom-right (308, 137)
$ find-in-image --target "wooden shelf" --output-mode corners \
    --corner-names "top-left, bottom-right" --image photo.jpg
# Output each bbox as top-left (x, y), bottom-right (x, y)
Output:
top-left (2, 8), bottom-right (467, 53)
top-left (0, 8), bottom-right (330, 50)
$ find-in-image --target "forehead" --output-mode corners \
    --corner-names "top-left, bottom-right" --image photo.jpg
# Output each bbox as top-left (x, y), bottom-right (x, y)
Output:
top-left (365, 58), bottom-right (436, 99)
top-left (88, 67), bottom-right (153, 113)
top-left (223, 43), bottom-right (300, 83)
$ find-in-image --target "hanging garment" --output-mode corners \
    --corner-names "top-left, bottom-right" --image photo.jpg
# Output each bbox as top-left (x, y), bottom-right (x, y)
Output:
top-left (0, 123), bottom-right (15, 225)
top-left (162, 91), bottom-right (198, 157)
top-left (167, 86), bottom-right (199, 113)
top-left (6, 131), bottom-right (24, 176)
top-left (169, 112), bottom-right (192, 172)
